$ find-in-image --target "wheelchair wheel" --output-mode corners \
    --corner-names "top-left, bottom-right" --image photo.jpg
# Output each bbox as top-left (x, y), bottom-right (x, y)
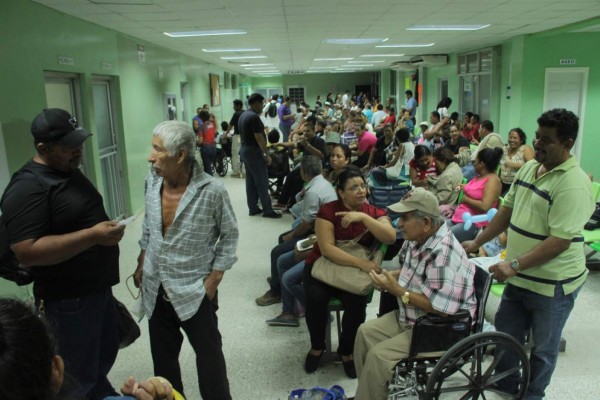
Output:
top-left (424, 332), bottom-right (529, 400)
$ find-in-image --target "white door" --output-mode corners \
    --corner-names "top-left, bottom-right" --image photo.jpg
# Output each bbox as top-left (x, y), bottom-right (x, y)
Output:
top-left (543, 68), bottom-right (588, 160)
top-left (92, 79), bottom-right (127, 220)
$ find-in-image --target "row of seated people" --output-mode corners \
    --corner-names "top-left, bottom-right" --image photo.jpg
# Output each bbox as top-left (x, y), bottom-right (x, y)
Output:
top-left (256, 165), bottom-right (479, 400)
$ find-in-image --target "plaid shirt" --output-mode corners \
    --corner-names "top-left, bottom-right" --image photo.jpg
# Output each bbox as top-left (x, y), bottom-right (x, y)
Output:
top-left (139, 162), bottom-right (239, 321)
top-left (396, 223), bottom-right (476, 324)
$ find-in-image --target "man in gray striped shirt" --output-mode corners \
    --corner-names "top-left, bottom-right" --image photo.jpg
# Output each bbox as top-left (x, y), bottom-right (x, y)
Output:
top-left (134, 120), bottom-right (238, 400)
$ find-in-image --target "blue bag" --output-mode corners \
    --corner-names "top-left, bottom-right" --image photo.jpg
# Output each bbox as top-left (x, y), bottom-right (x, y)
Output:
top-left (288, 384), bottom-right (346, 399)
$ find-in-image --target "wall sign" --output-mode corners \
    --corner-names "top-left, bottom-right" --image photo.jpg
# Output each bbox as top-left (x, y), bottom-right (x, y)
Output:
top-left (57, 56), bottom-right (74, 66)
top-left (559, 59), bottom-right (576, 65)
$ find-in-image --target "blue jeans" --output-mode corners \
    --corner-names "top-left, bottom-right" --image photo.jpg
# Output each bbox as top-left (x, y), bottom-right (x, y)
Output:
top-left (279, 122), bottom-right (292, 142)
top-left (462, 164), bottom-right (476, 182)
top-left (200, 144), bottom-right (217, 175)
top-left (277, 250), bottom-right (305, 314)
top-left (39, 288), bottom-right (119, 400)
top-left (494, 283), bottom-right (582, 400)
top-left (449, 221), bottom-right (479, 243)
top-left (240, 145), bottom-right (273, 215)
top-left (269, 231), bottom-right (305, 294)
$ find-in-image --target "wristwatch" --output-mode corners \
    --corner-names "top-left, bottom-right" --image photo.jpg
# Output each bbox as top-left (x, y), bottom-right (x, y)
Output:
top-left (509, 259), bottom-right (520, 272)
top-left (401, 290), bottom-right (411, 305)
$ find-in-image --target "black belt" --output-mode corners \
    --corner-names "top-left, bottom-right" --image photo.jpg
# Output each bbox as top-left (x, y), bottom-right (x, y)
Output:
top-left (516, 270), bottom-right (586, 286)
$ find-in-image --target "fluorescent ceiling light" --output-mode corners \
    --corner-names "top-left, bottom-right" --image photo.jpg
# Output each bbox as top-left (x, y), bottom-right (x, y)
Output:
top-left (221, 55), bottom-right (268, 60)
top-left (202, 48), bottom-right (260, 53)
top-left (323, 38), bottom-right (388, 45)
top-left (359, 54), bottom-right (404, 57)
top-left (376, 43), bottom-right (435, 48)
top-left (335, 68), bottom-right (361, 71)
top-left (349, 60), bottom-right (384, 63)
top-left (307, 66), bottom-right (337, 69)
top-left (164, 29), bottom-right (246, 37)
top-left (314, 58), bottom-right (354, 61)
top-left (240, 63), bottom-right (273, 67)
top-left (331, 70), bottom-right (357, 73)
top-left (406, 24), bottom-right (490, 31)
top-left (340, 64), bottom-right (373, 67)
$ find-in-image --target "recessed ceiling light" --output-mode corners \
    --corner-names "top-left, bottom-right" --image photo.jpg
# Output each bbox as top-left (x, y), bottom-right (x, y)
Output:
top-left (221, 56), bottom-right (268, 60)
top-left (202, 48), bottom-right (260, 53)
top-left (240, 63), bottom-right (273, 67)
top-left (406, 25), bottom-right (490, 31)
top-left (359, 54), bottom-right (404, 57)
top-left (314, 58), bottom-right (354, 61)
top-left (376, 43), bottom-right (435, 48)
top-left (164, 29), bottom-right (247, 37)
top-left (348, 60), bottom-right (385, 63)
top-left (323, 38), bottom-right (388, 45)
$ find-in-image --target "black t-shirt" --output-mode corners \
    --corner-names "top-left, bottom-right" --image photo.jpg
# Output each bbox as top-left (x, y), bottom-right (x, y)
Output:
top-left (238, 110), bottom-right (265, 146)
top-left (444, 136), bottom-right (470, 154)
top-left (229, 110), bottom-right (243, 136)
top-left (0, 160), bottom-right (119, 300)
top-left (297, 136), bottom-right (327, 163)
top-left (372, 136), bottom-right (394, 166)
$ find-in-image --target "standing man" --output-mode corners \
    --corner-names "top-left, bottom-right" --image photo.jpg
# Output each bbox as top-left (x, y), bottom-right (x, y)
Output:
top-left (278, 96), bottom-right (295, 142)
top-left (134, 120), bottom-right (238, 399)
top-left (463, 109), bottom-right (593, 400)
top-left (0, 108), bottom-right (125, 400)
top-left (262, 94), bottom-right (280, 133)
top-left (225, 99), bottom-right (245, 178)
top-left (239, 93), bottom-right (282, 218)
top-left (405, 90), bottom-right (417, 119)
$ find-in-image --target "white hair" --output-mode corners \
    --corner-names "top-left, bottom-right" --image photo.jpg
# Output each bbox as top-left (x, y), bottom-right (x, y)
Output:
top-left (152, 121), bottom-right (196, 163)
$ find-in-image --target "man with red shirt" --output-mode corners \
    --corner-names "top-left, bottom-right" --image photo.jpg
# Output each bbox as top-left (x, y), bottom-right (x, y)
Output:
top-left (198, 110), bottom-right (216, 175)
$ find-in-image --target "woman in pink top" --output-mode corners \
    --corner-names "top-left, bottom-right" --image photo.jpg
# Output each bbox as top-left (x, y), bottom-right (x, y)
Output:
top-left (451, 147), bottom-right (503, 242)
top-left (351, 123), bottom-right (377, 168)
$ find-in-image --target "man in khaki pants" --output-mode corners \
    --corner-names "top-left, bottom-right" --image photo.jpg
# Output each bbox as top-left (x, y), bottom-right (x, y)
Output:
top-left (351, 188), bottom-right (477, 400)
top-left (225, 99), bottom-right (245, 177)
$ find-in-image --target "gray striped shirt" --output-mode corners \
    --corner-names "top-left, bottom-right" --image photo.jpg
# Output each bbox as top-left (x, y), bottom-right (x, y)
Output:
top-left (139, 163), bottom-right (239, 321)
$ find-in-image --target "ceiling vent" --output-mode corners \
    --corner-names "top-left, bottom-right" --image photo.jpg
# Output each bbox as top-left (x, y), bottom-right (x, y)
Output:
top-left (390, 61), bottom-right (416, 72)
top-left (409, 55), bottom-right (448, 66)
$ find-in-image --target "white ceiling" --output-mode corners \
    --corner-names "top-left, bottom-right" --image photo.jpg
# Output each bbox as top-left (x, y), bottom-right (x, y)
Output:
top-left (33, 0), bottom-right (600, 77)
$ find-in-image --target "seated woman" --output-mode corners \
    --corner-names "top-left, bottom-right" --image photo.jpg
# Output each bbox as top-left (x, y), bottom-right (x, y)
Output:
top-left (369, 128), bottom-right (414, 185)
top-left (428, 147), bottom-right (464, 206)
top-left (0, 298), bottom-right (182, 400)
top-left (444, 125), bottom-right (471, 155)
top-left (351, 123), bottom-right (377, 168)
top-left (302, 166), bottom-right (396, 378)
top-left (450, 148), bottom-right (503, 242)
top-left (409, 145), bottom-right (438, 188)
top-left (395, 109), bottom-right (414, 135)
top-left (362, 124), bottom-right (397, 173)
top-left (499, 127), bottom-right (534, 194)
top-left (324, 143), bottom-right (351, 185)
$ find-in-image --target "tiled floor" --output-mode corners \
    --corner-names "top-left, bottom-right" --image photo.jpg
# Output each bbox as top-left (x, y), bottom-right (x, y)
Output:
top-left (108, 174), bottom-right (600, 399)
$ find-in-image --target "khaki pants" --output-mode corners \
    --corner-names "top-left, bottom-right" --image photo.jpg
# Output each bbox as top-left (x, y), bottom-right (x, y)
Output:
top-left (353, 311), bottom-right (413, 400)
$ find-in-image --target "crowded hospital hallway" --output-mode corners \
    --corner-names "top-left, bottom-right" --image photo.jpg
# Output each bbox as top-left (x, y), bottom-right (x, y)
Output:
top-left (95, 172), bottom-right (600, 399)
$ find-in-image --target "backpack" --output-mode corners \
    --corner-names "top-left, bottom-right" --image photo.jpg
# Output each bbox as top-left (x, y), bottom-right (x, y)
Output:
top-left (267, 102), bottom-right (278, 118)
top-left (0, 168), bottom-right (49, 286)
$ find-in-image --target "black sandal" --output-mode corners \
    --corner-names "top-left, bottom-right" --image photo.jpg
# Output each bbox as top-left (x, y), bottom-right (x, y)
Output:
top-left (304, 349), bottom-right (324, 373)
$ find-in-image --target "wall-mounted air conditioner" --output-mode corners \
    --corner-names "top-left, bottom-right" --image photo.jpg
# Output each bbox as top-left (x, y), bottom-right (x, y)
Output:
top-left (409, 55), bottom-right (448, 66)
top-left (390, 61), bottom-right (416, 72)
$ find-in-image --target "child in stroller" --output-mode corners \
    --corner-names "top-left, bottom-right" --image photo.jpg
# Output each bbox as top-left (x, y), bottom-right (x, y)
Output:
top-left (214, 121), bottom-right (232, 177)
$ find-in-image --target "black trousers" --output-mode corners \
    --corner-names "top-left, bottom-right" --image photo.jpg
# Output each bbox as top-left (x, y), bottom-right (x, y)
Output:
top-left (149, 288), bottom-right (231, 400)
top-left (277, 166), bottom-right (304, 206)
top-left (303, 263), bottom-right (368, 356)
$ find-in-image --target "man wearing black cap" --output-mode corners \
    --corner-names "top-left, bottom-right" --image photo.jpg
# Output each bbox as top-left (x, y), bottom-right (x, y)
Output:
top-left (239, 93), bottom-right (281, 218)
top-left (0, 108), bottom-right (125, 400)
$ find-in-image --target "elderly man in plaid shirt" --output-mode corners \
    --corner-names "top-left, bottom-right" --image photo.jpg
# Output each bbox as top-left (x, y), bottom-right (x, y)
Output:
top-left (351, 188), bottom-right (476, 400)
top-left (133, 121), bottom-right (238, 400)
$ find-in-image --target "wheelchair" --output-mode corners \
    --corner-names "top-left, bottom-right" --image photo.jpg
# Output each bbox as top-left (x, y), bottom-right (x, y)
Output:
top-left (214, 136), bottom-right (232, 177)
top-left (387, 267), bottom-right (531, 399)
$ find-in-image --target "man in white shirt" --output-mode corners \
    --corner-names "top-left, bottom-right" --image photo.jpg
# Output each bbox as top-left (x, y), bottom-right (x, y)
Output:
top-left (371, 104), bottom-right (387, 128)
top-left (262, 94), bottom-right (280, 131)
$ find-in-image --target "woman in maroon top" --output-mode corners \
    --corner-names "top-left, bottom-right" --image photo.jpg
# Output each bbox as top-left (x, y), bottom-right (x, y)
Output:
top-left (303, 165), bottom-right (396, 378)
top-left (409, 144), bottom-right (437, 187)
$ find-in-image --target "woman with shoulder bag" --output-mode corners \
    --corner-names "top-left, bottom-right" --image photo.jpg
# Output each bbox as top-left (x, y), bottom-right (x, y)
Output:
top-left (302, 166), bottom-right (396, 378)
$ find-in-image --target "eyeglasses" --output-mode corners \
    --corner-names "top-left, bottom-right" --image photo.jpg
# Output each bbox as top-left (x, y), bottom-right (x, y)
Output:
top-left (347, 183), bottom-right (367, 192)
